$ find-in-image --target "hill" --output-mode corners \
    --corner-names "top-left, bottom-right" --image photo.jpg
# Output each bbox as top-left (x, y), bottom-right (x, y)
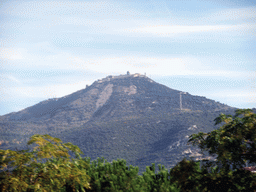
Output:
top-left (0, 73), bottom-right (238, 172)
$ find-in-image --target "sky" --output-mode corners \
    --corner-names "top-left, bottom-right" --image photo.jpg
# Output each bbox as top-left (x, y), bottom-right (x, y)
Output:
top-left (0, 0), bottom-right (255, 116)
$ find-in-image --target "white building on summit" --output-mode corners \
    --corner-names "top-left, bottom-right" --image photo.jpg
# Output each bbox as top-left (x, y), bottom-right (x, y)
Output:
top-left (97, 72), bottom-right (146, 83)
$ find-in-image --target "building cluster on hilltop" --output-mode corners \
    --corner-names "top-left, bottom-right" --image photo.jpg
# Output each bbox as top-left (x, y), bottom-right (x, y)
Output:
top-left (97, 71), bottom-right (147, 83)
top-left (86, 72), bottom-right (150, 89)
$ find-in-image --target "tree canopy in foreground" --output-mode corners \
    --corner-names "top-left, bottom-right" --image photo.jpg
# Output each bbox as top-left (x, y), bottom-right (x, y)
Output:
top-left (189, 109), bottom-right (256, 171)
top-left (0, 134), bottom-right (90, 192)
top-left (180, 109), bottom-right (256, 191)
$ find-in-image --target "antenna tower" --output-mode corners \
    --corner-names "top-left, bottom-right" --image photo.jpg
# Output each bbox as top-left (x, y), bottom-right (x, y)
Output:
top-left (180, 92), bottom-right (187, 110)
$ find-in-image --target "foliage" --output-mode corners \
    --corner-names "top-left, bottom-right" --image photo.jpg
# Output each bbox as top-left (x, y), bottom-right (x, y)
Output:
top-left (142, 163), bottom-right (179, 192)
top-left (0, 134), bottom-right (90, 192)
top-left (170, 158), bottom-right (256, 192)
top-left (189, 109), bottom-right (256, 171)
top-left (83, 157), bottom-right (179, 192)
top-left (170, 158), bottom-right (202, 191)
top-left (84, 157), bottom-right (141, 192)
top-left (173, 109), bottom-right (256, 191)
top-left (0, 149), bottom-right (180, 192)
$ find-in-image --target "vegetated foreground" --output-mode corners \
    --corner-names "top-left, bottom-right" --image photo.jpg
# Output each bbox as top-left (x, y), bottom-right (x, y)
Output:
top-left (0, 109), bottom-right (256, 192)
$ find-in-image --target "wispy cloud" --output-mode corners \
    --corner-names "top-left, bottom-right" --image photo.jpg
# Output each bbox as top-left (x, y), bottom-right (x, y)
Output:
top-left (54, 54), bottom-right (254, 77)
top-left (1, 45), bottom-right (251, 78)
top-left (207, 90), bottom-right (256, 104)
top-left (209, 6), bottom-right (256, 21)
top-left (1, 1), bottom-right (255, 40)
top-left (0, 74), bottom-right (21, 84)
top-left (120, 23), bottom-right (256, 37)
top-left (0, 1), bottom-right (142, 19)
top-left (0, 48), bottom-right (26, 60)
top-left (2, 80), bottom-right (93, 100)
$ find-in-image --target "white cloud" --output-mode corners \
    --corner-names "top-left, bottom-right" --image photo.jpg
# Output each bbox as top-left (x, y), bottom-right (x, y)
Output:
top-left (3, 80), bottom-right (93, 100)
top-left (59, 56), bottom-right (189, 76)
top-left (62, 55), bottom-right (252, 77)
top-left (120, 23), bottom-right (256, 37)
top-left (1, 43), bottom-right (251, 78)
top-left (2, 49), bottom-right (248, 78)
top-left (209, 6), bottom-right (256, 21)
top-left (1, 75), bottom-right (21, 84)
top-left (0, 48), bottom-right (25, 60)
top-left (181, 70), bottom-right (249, 77)
top-left (2, 1), bottom-right (255, 39)
top-left (1, 1), bottom-right (141, 20)
top-left (207, 90), bottom-right (256, 104)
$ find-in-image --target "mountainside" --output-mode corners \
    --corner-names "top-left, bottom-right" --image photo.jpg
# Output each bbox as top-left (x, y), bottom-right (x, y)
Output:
top-left (0, 73), bottom-right (238, 172)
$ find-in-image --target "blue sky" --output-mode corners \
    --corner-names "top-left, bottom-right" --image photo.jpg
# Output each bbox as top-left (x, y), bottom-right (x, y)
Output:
top-left (0, 0), bottom-right (255, 115)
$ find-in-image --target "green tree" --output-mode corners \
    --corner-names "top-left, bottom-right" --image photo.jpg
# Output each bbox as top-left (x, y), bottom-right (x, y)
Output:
top-left (189, 109), bottom-right (256, 171)
top-left (185, 109), bottom-right (256, 191)
top-left (169, 158), bottom-right (202, 192)
top-left (85, 157), bottom-right (145, 192)
top-left (0, 134), bottom-right (90, 192)
top-left (142, 163), bottom-right (179, 192)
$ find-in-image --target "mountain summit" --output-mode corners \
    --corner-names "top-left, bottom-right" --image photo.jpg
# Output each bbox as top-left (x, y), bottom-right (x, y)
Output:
top-left (1, 72), bottom-right (231, 127)
top-left (0, 73), bottom-right (235, 171)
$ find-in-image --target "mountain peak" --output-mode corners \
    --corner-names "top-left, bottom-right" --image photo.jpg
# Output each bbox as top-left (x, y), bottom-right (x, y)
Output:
top-left (0, 73), bottom-right (236, 172)
top-left (93, 72), bottom-right (153, 84)
top-left (1, 73), bottom-right (233, 127)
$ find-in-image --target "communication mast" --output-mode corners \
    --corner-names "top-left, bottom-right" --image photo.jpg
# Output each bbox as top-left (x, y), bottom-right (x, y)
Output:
top-left (180, 92), bottom-right (187, 110)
